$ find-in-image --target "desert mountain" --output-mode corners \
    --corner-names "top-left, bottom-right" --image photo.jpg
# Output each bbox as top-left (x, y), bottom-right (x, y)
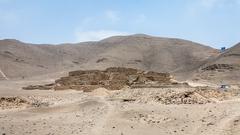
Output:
top-left (0, 34), bottom-right (218, 80)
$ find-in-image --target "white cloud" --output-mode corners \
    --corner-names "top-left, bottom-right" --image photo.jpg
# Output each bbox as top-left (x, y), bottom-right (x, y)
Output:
top-left (105, 10), bottom-right (120, 22)
top-left (75, 30), bottom-right (129, 42)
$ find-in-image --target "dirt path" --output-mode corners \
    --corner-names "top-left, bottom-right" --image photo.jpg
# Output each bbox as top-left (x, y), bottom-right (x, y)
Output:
top-left (90, 96), bottom-right (116, 135)
top-left (0, 68), bottom-right (8, 80)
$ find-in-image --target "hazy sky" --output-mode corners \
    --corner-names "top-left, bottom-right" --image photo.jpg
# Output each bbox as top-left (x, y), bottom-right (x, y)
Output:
top-left (0, 0), bottom-right (239, 48)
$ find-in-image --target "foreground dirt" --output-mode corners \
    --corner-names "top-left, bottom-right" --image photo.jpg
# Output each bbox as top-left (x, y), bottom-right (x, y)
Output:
top-left (1, 80), bottom-right (240, 135)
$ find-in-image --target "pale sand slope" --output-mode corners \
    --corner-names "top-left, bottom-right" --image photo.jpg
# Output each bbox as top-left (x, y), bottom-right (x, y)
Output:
top-left (1, 80), bottom-right (240, 135)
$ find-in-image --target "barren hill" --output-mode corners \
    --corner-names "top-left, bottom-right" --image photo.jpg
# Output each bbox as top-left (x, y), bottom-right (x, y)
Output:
top-left (194, 43), bottom-right (240, 84)
top-left (82, 34), bottom-right (218, 78)
top-left (0, 39), bottom-right (103, 79)
top-left (0, 34), bottom-right (218, 80)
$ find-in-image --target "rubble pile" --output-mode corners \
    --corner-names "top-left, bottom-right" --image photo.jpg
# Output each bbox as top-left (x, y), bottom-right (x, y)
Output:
top-left (0, 97), bottom-right (30, 109)
top-left (109, 88), bottom-right (236, 105)
top-left (154, 91), bottom-right (211, 105)
top-left (195, 87), bottom-right (237, 101)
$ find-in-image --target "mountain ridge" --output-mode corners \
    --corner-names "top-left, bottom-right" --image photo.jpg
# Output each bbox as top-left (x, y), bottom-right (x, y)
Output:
top-left (0, 34), bottom-right (220, 80)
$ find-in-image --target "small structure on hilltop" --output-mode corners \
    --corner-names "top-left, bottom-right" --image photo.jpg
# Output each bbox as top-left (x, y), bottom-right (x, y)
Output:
top-left (220, 47), bottom-right (226, 52)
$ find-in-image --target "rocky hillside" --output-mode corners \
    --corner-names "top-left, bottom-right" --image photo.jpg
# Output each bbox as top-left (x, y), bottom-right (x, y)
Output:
top-left (0, 34), bottom-right (218, 80)
top-left (0, 39), bottom-right (103, 79)
top-left (194, 43), bottom-right (240, 84)
top-left (82, 34), bottom-right (218, 77)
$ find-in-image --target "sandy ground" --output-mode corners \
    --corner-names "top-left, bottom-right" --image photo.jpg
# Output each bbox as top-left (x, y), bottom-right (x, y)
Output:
top-left (1, 79), bottom-right (240, 135)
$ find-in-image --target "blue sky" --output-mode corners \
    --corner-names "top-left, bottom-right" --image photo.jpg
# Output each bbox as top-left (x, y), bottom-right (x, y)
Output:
top-left (0, 0), bottom-right (239, 48)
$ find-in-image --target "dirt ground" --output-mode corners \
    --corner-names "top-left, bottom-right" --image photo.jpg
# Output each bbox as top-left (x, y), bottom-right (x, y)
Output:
top-left (1, 78), bottom-right (240, 135)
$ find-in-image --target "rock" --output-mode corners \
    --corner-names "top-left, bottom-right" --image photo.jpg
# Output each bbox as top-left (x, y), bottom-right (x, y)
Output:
top-left (154, 91), bottom-right (212, 105)
top-left (22, 83), bottom-right (54, 90)
top-left (0, 97), bottom-right (30, 109)
top-left (202, 64), bottom-right (236, 71)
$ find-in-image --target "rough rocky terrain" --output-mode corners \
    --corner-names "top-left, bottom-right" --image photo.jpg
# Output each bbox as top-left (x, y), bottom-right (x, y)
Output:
top-left (0, 97), bottom-right (30, 110)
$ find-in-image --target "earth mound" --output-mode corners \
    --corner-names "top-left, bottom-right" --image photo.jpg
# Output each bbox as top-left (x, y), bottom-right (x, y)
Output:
top-left (23, 67), bottom-right (185, 92)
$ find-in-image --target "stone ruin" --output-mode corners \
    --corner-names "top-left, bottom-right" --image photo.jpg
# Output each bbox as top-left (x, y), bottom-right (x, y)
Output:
top-left (54, 67), bottom-right (174, 92)
top-left (201, 64), bottom-right (237, 71)
top-left (23, 67), bottom-right (185, 92)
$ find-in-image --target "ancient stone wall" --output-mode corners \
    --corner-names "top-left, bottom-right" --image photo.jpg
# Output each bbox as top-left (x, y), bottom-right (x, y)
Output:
top-left (202, 64), bottom-right (236, 71)
top-left (54, 67), bottom-right (172, 91)
top-left (22, 67), bottom-right (179, 91)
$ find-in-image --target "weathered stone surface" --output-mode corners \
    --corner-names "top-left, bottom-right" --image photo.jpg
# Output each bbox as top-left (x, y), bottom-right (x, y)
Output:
top-left (54, 67), bottom-right (173, 91)
top-left (154, 91), bottom-right (211, 105)
top-left (109, 87), bottom-right (236, 105)
top-left (22, 83), bottom-right (54, 90)
top-left (22, 67), bottom-right (178, 91)
top-left (201, 64), bottom-right (236, 71)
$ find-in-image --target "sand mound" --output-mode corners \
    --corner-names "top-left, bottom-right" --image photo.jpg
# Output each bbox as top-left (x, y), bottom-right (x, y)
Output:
top-left (90, 88), bottom-right (111, 97)
top-left (0, 97), bottom-right (30, 110)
